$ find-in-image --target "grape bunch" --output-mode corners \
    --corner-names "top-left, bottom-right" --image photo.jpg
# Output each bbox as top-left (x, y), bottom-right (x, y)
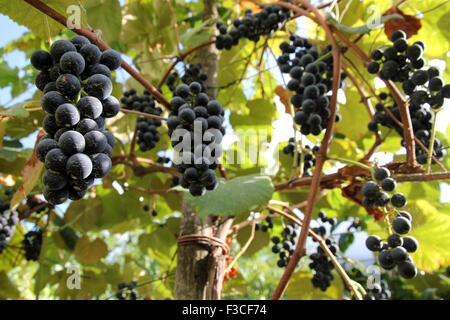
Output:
top-left (166, 63), bottom-right (208, 93)
top-left (167, 83), bottom-right (225, 196)
top-left (215, 2), bottom-right (293, 50)
top-left (271, 221), bottom-right (300, 268)
top-left (368, 92), bottom-right (445, 164)
top-left (22, 229), bottom-right (43, 261)
top-left (255, 215), bottom-right (274, 233)
top-left (365, 212), bottom-right (419, 280)
top-left (116, 281), bottom-right (139, 300)
top-left (121, 89), bottom-right (163, 152)
top-left (309, 211), bottom-right (338, 291)
top-left (361, 167), bottom-right (408, 210)
top-left (31, 36), bottom-right (122, 205)
top-left (283, 138), bottom-right (319, 176)
top-left (277, 37), bottom-right (344, 136)
top-left (363, 168), bottom-right (419, 279)
top-left (344, 264), bottom-right (391, 300)
top-left (364, 281), bottom-right (392, 300)
top-left (0, 191), bottom-right (19, 254)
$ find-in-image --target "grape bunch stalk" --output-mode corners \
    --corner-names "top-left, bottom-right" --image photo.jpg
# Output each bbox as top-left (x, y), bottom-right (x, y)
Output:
top-left (167, 82), bottom-right (226, 196)
top-left (120, 89), bottom-right (163, 152)
top-left (277, 36), bottom-right (345, 136)
top-left (363, 168), bottom-right (419, 279)
top-left (32, 36), bottom-right (122, 205)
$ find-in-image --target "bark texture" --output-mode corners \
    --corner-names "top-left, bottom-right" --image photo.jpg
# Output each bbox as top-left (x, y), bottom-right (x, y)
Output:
top-left (174, 0), bottom-right (228, 300)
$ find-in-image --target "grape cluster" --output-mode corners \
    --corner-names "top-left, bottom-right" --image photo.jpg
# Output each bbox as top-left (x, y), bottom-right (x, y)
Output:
top-left (283, 138), bottom-right (319, 176)
top-left (271, 221), bottom-right (300, 268)
top-left (22, 229), bottom-right (43, 261)
top-left (368, 30), bottom-right (450, 102)
top-left (166, 63), bottom-right (207, 92)
top-left (363, 169), bottom-right (419, 279)
top-left (0, 191), bottom-right (19, 254)
top-left (215, 3), bottom-right (292, 50)
top-left (121, 89), bottom-right (163, 152)
top-left (366, 212), bottom-right (419, 280)
top-left (31, 36), bottom-right (121, 205)
top-left (363, 281), bottom-right (392, 300)
top-left (116, 281), bottom-right (138, 300)
top-left (309, 211), bottom-right (338, 291)
top-left (255, 215), bottom-right (274, 232)
top-left (361, 167), bottom-right (408, 209)
top-left (343, 263), bottom-right (392, 300)
top-left (277, 37), bottom-right (344, 136)
top-left (168, 83), bottom-right (225, 196)
top-left (368, 92), bottom-right (445, 164)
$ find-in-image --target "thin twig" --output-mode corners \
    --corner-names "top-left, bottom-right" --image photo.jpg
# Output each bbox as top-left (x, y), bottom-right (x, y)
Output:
top-left (271, 0), bottom-right (342, 301)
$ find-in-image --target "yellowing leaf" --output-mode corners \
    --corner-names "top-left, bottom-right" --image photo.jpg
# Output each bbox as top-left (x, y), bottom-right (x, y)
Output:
top-left (74, 236), bottom-right (108, 265)
top-left (285, 270), bottom-right (344, 300)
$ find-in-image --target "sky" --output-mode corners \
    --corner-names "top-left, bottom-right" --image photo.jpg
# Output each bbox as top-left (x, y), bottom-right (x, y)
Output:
top-left (0, 7), bottom-right (448, 267)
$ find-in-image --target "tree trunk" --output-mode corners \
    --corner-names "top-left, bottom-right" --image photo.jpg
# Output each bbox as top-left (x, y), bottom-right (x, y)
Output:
top-left (174, 0), bottom-right (228, 300)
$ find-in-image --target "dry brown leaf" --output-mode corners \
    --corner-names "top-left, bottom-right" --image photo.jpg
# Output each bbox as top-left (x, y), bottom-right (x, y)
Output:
top-left (383, 7), bottom-right (421, 39)
top-left (10, 130), bottom-right (45, 209)
top-left (275, 85), bottom-right (291, 114)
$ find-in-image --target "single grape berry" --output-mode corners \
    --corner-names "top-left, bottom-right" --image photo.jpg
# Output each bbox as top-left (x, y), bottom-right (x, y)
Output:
top-left (58, 130), bottom-right (85, 155)
top-left (391, 246), bottom-right (408, 264)
top-left (387, 234), bottom-right (403, 248)
top-left (367, 61), bottom-right (380, 74)
top-left (374, 167), bottom-right (390, 181)
top-left (378, 250), bottom-right (396, 270)
top-left (392, 217), bottom-right (412, 234)
top-left (36, 138), bottom-right (58, 162)
top-left (362, 181), bottom-right (380, 199)
top-left (391, 193), bottom-right (407, 208)
top-left (366, 235), bottom-right (382, 252)
top-left (66, 153), bottom-right (93, 180)
top-left (402, 236), bottom-right (419, 253)
top-left (398, 211), bottom-right (412, 221)
top-left (381, 178), bottom-right (397, 192)
top-left (398, 261), bottom-right (417, 279)
top-left (59, 51), bottom-right (86, 76)
top-left (99, 49), bottom-right (122, 70)
top-left (84, 74), bottom-right (113, 100)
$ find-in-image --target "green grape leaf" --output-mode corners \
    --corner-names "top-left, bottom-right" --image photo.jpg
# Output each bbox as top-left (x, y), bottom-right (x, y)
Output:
top-left (285, 270), bottom-right (344, 300)
top-left (0, 271), bottom-right (21, 299)
top-left (184, 174), bottom-right (274, 218)
top-left (85, 0), bottom-right (122, 45)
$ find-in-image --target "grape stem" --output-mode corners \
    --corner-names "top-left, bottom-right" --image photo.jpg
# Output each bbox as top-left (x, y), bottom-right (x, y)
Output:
top-left (328, 156), bottom-right (376, 180)
top-left (425, 108), bottom-right (441, 174)
top-left (267, 205), bottom-right (363, 300)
